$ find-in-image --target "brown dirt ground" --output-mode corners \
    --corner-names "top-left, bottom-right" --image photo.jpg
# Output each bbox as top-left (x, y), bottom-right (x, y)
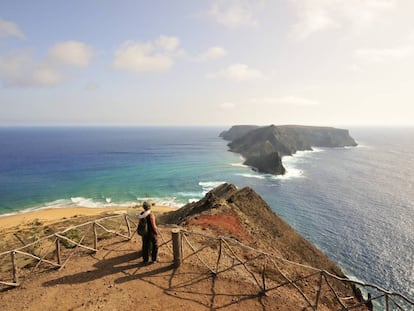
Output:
top-left (0, 227), bottom-right (303, 311)
top-left (0, 198), bottom-right (369, 311)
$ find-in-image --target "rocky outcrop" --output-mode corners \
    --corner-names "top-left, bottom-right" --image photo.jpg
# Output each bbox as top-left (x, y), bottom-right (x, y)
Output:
top-left (160, 183), bottom-right (365, 309)
top-left (244, 152), bottom-right (286, 175)
top-left (163, 182), bottom-right (345, 269)
top-left (219, 125), bottom-right (260, 141)
top-left (221, 124), bottom-right (357, 175)
top-left (162, 182), bottom-right (348, 270)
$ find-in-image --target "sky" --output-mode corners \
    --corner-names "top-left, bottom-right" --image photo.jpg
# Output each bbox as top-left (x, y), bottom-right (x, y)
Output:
top-left (0, 0), bottom-right (413, 127)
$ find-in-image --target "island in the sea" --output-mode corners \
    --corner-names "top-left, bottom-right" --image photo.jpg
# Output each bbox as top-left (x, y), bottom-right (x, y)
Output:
top-left (220, 125), bottom-right (357, 175)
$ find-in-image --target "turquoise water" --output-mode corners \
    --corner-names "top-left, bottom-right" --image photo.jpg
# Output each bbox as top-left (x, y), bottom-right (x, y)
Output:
top-left (0, 127), bottom-right (247, 213)
top-left (0, 126), bottom-right (413, 301)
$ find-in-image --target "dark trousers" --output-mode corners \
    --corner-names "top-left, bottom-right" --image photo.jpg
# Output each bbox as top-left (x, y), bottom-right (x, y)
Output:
top-left (142, 233), bottom-right (158, 262)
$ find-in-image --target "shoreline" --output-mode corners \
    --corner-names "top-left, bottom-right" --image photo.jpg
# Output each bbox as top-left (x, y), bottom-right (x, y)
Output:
top-left (0, 205), bottom-right (178, 230)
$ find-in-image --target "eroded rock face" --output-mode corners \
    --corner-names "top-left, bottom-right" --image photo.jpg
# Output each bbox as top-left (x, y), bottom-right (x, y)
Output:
top-left (163, 183), bottom-right (345, 273)
top-left (221, 124), bottom-right (357, 175)
top-left (244, 152), bottom-right (285, 175)
top-left (160, 183), bottom-right (366, 309)
top-left (219, 125), bottom-right (260, 141)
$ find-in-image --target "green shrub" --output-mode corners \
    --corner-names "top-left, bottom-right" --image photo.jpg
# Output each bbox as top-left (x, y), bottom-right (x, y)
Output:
top-left (61, 228), bottom-right (82, 249)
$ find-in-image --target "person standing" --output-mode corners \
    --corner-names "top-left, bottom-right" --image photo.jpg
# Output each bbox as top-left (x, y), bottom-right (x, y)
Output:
top-left (137, 201), bottom-right (158, 263)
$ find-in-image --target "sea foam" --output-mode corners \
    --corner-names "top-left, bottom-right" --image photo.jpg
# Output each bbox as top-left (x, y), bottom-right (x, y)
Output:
top-left (235, 173), bottom-right (266, 179)
top-left (135, 196), bottom-right (183, 208)
top-left (230, 162), bottom-right (248, 168)
top-left (71, 197), bottom-right (100, 208)
top-left (198, 181), bottom-right (226, 194)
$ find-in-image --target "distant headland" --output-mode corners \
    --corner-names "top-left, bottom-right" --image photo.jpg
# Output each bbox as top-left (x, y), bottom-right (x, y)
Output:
top-left (220, 125), bottom-right (358, 175)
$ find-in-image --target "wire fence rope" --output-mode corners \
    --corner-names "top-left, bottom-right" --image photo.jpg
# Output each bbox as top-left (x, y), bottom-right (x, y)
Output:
top-left (0, 214), bottom-right (412, 310)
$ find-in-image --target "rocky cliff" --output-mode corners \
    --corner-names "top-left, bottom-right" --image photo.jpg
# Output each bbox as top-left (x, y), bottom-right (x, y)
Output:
top-left (162, 183), bottom-right (347, 270)
top-left (219, 125), bottom-right (260, 141)
top-left (220, 125), bottom-right (357, 175)
top-left (161, 183), bottom-right (366, 309)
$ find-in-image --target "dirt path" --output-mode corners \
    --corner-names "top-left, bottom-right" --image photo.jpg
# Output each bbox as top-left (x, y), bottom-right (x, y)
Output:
top-left (0, 230), bottom-right (295, 311)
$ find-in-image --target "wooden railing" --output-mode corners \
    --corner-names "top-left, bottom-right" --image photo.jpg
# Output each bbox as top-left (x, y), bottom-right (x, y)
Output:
top-left (0, 214), bottom-right (134, 287)
top-left (1, 215), bottom-right (413, 311)
top-left (172, 229), bottom-right (414, 311)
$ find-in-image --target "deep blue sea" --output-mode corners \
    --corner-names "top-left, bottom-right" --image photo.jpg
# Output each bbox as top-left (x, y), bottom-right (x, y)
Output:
top-left (0, 126), bottom-right (413, 301)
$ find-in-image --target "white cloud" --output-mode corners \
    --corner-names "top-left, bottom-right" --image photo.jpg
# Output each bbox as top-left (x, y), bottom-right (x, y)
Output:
top-left (209, 0), bottom-right (258, 29)
top-left (355, 46), bottom-right (412, 63)
top-left (207, 63), bottom-right (264, 81)
top-left (0, 18), bottom-right (25, 39)
top-left (112, 36), bottom-right (180, 73)
top-left (156, 35), bottom-right (179, 51)
top-left (252, 96), bottom-right (320, 106)
top-left (0, 52), bottom-right (62, 87)
top-left (31, 65), bottom-right (62, 86)
top-left (0, 41), bottom-right (93, 88)
top-left (49, 41), bottom-right (93, 67)
top-left (291, 0), bottom-right (396, 39)
top-left (197, 46), bottom-right (228, 61)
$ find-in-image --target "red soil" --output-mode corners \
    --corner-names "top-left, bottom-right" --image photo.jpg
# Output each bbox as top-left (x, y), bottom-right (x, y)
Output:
top-left (187, 214), bottom-right (251, 242)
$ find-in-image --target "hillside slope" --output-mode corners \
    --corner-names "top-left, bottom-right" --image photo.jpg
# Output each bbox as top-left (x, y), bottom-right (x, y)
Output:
top-left (161, 183), bottom-right (367, 309)
top-left (0, 184), bottom-right (368, 310)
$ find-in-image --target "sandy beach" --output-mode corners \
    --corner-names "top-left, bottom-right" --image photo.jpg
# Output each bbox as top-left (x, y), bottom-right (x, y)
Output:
top-left (0, 205), bottom-right (177, 230)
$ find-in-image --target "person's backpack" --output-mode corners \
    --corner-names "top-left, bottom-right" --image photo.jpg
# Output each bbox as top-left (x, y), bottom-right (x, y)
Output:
top-left (137, 218), bottom-right (148, 236)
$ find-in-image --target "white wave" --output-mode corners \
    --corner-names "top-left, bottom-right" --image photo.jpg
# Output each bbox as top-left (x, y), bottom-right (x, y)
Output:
top-left (176, 191), bottom-right (203, 197)
top-left (0, 195), bottom-right (183, 218)
top-left (236, 169), bottom-right (304, 181)
top-left (188, 198), bottom-right (199, 203)
top-left (135, 196), bottom-right (183, 208)
top-left (289, 148), bottom-right (324, 159)
top-left (44, 198), bottom-right (73, 207)
top-left (198, 181), bottom-right (226, 189)
top-left (198, 181), bottom-right (227, 196)
top-left (282, 155), bottom-right (308, 168)
top-left (311, 147), bottom-right (324, 153)
top-left (70, 197), bottom-right (100, 208)
top-left (0, 206), bottom-right (47, 218)
top-left (0, 198), bottom-right (104, 218)
top-left (235, 173), bottom-right (266, 179)
top-left (230, 162), bottom-right (248, 167)
top-left (273, 168), bottom-right (304, 180)
top-left (354, 143), bottom-right (370, 149)
top-left (277, 149), bottom-right (323, 179)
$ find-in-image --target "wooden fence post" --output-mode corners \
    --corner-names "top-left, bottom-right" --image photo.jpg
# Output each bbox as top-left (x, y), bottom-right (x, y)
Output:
top-left (215, 239), bottom-right (223, 276)
top-left (125, 215), bottom-right (131, 238)
top-left (261, 255), bottom-right (267, 295)
top-left (172, 229), bottom-right (182, 268)
top-left (55, 238), bottom-right (61, 265)
top-left (314, 271), bottom-right (324, 309)
top-left (385, 295), bottom-right (389, 311)
top-left (11, 251), bottom-right (18, 284)
top-left (93, 222), bottom-right (98, 251)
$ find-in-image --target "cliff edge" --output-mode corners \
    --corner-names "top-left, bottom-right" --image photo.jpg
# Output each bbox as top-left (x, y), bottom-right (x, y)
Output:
top-left (161, 183), bottom-right (366, 309)
top-left (162, 183), bottom-right (348, 271)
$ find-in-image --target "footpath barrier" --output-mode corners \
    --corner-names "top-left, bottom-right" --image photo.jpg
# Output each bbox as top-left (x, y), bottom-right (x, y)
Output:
top-left (0, 214), bottom-right (413, 311)
top-left (0, 214), bottom-right (133, 287)
top-left (171, 229), bottom-right (414, 311)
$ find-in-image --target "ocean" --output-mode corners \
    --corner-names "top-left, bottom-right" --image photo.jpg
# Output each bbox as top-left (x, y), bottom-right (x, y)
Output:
top-left (0, 126), bottom-right (413, 300)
